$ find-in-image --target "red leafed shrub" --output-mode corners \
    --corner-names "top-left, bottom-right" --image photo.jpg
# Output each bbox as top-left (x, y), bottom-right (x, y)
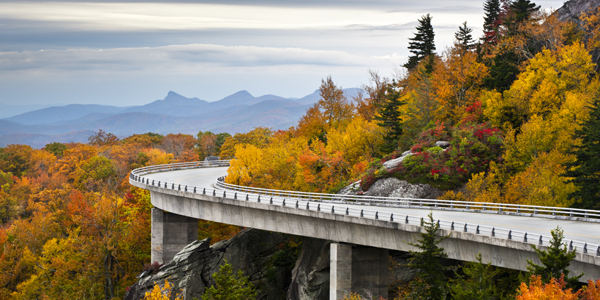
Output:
top-left (392, 122), bottom-right (503, 189)
top-left (417, 122), bottom-right (451, 144)
top-left (360, 171), bottom-right (378, 191)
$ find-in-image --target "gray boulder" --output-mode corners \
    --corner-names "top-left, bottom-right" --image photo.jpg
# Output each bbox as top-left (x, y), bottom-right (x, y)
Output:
top-left (382, 150), bottom-right (412, 170)
top-left (435, 141), bottom-right (450, 148)
top-left (125, 229), bottom-right (296, 300)
top-left (364, 177), bottom-right (441, 199)
top-left (337, 180), bottom-right (361, 195)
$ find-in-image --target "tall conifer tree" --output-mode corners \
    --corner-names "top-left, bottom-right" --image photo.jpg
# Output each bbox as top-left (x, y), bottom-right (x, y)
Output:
top-left (566, 95), bottom-right (600, 209)
top-left (527, 227), bottom-right (582, 288)
top-left (449, 254), bottom-right (500, 299)
top-left (375, 82), bottom-right (404, 154)
top-left (404, 14), bottom-right (436, 71)
top-left (482, 0), bottom-right (502, 45)
top-left (510, 0), bottom-right (540, 23)
top-left (455, 21), bottom-right (476, 52)
top-left (407, 213), bottom-right (448, 299)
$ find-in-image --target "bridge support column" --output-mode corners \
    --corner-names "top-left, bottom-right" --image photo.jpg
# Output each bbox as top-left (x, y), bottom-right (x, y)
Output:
top-left (330, 243), bottom-right (389, 300)
top-left (151, 208), bottom-right (198, 264)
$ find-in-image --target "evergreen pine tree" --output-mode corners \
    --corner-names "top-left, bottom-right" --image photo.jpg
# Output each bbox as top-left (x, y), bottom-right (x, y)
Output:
top-left (449, 253), bottom-right (501, 300)
top-left (485, 50), bottom-right (521, 92)
top-left (455, 21), bottom-right (476, 52)
top-left (482, 0), bottom-right (502, 45)
top-left (404, 14), bottom-right (436, 71)
top-left (506, 0), bottom-right (540, 34)
top-left (566, 95), bottom-right (600, 209)
top-left (509, 0), bottom-right (540, 23)
top-left (407, 213), bottom-right (447, 299)
top-left (527, 227), bottom-right (582, 288)
top-left (202, 261), bottom-right (257, 300)
top-left (375, 81), bottom-right (405, 154)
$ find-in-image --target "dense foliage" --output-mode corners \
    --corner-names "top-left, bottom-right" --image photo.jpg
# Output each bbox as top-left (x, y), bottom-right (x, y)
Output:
top-left (2, 1), bottom-right (600, 299)
top-left (202, 261), bottom-right (257, 300)
top-left (222, 2), bottom-right (600, 298)
top-left (527, 227), bottom-right (582, 287)
top-left (0, 132), bottom-right (240, 299)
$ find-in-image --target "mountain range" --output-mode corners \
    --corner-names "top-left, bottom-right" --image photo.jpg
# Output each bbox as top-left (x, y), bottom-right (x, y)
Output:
top-left (0, 88), bottom-right (362, 148)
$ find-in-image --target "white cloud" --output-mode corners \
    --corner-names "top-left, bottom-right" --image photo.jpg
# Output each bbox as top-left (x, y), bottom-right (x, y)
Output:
top-left (0, 0), bottom-right (569, 105)
top-left (0, 43), bottom-right (405, 73)
top-left (0, 2), bottom-right (423, 31)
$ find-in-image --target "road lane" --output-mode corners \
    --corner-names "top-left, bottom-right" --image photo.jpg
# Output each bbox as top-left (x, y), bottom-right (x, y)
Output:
top-left (144, 167), bottom-right (600, 246)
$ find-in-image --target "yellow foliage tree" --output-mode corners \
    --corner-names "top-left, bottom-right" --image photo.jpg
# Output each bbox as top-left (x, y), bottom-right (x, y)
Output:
top-left (142, 148), bottom-right (174, 166)
top-left (226, 144), bottom-right (264, 187)
top-left (485, 42), bottom-right (596, 130)
top-left (465, 42), bottom-right (599, 207)
top-left (219, 128), bottom-right (272, 159)
top-left (295, 103), bottom-right (327, 141)
top-left (144, 280), bottom-right (182, 300)
top-left (503, 150), bottom-right (576, 207)
top-left (324, 116), bottom-right (383, 167)
top-left (432, 49), bottom-right (488, 123)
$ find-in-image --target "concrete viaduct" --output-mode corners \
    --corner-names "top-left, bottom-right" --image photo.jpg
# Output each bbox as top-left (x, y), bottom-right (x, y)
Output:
top-left (130, 161), bottom-right (600, 299)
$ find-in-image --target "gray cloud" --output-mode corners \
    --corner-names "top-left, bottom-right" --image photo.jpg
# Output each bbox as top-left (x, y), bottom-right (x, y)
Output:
top-left (0, 44), bottom-right (404, 72)
top-left (0, 0), bottom-right (568, 106)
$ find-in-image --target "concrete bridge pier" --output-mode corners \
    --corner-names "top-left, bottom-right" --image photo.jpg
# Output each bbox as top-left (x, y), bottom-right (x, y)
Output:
top-left (151, 208), bottom-right (198, 264)
top-left (330, 243), bottom-right (389, 300)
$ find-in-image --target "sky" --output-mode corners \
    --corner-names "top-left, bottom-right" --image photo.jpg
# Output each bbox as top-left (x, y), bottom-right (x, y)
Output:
top-left (0, 0), bottom-right (566, 107)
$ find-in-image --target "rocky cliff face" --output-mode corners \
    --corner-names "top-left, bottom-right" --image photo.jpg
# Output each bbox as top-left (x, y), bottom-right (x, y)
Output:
top-left (555, 0), bottom-right (600, 22)
top-left (287, 238), bottom-right (330, 300)
top-left (555, 0), bottom-right (600, 70)
top-left (125, 229), bottom-right (297, 300)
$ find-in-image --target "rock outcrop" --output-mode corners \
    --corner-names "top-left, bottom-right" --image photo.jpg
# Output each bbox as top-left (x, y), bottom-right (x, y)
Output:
top-left (125, 229), bottom-right (296, 300)
top-left (364, 177), bottom-right (441, 199)
top-left (555, 0), bottom-right (600, 22)
top-left (287, 238), bottom-right (330, 300)
top-left (555, 0), bottom-right (600, 71)
top-left (337, 180), bottom-right (361, 195)
top-left (382, 150), bottom-right (413, 170)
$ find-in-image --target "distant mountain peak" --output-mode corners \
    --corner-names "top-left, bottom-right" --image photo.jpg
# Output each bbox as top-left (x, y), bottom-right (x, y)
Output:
top-left (164, 91), bottom-right (187, 101)
top-left (166, 90), bottom-right (180, 97)
top-left (232, 90), bottom-right (253, 97)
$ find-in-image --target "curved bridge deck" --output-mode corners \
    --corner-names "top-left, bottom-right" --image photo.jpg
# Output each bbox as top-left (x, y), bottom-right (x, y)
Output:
top-left (130, 162), bottom-right (600, 282)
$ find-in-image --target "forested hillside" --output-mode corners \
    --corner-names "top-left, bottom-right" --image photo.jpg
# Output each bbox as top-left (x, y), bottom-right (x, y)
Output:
top-left (226, 2), bottom-right (600, 211)
top-left (220, 1), bottom-right (600, 297)
top-left (2, 0), bottom-right (600, 299)
top-left (0, 132), bottom-right (239, 299)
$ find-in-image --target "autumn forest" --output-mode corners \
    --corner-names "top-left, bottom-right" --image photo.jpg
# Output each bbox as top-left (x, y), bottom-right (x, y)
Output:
top-left (2, 0), bottom-right (600, 299)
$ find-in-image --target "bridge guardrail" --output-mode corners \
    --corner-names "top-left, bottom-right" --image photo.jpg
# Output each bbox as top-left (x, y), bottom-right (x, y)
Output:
top-left (129, 161), bottom-right (600, 257)
top-left (214, 178), bottom-right (600, 222)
